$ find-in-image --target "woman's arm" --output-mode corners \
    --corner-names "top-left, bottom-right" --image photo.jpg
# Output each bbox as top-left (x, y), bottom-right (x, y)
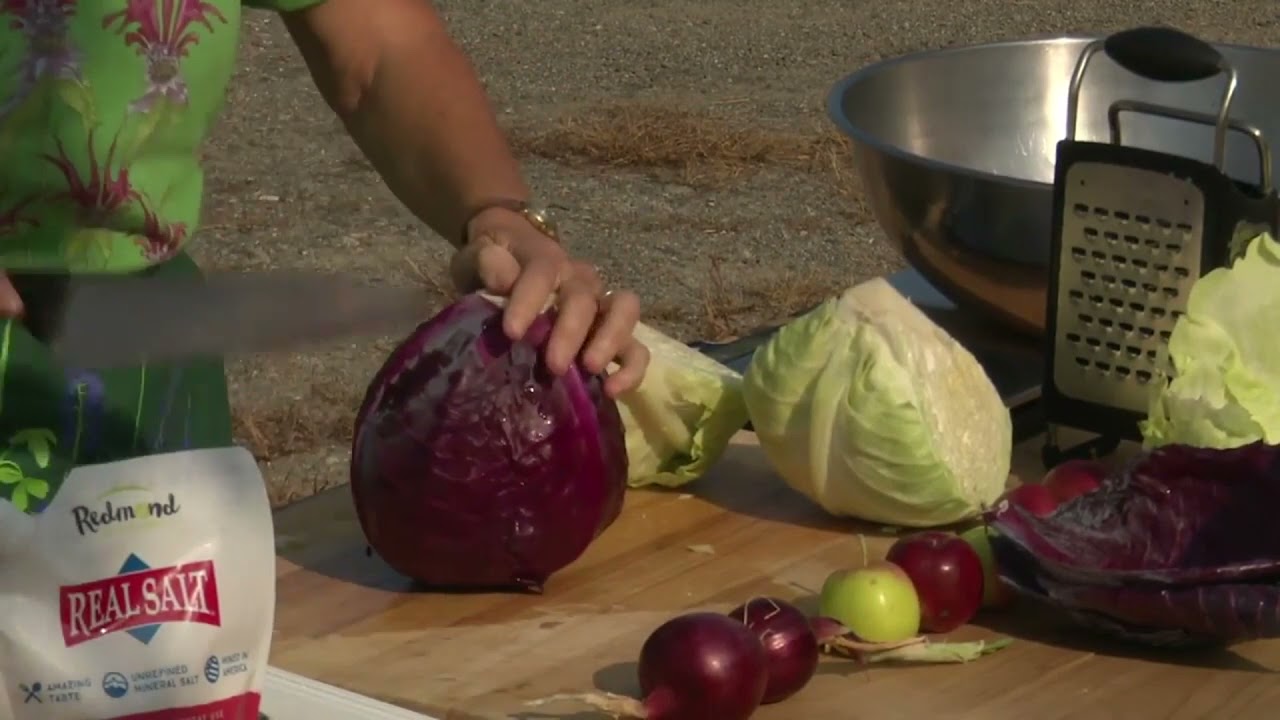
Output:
top-left (277, 0), bottom-right (650, 394)
top-left (281, 0), bottom-right (529, 245)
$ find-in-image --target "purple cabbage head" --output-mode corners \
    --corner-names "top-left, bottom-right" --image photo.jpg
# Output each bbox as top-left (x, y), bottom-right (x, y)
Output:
top-left (350, 293), bottom-right (628, 592)
top-left (987, 442), bottom-right (1280, 646)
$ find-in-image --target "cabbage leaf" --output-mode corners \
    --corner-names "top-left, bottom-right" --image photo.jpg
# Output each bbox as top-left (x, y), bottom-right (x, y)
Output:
top-left (616, 322), bottom-right (749, 488)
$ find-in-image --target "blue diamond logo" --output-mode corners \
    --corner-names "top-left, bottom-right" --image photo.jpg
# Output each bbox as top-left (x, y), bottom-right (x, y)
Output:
top-left (117, 554), bottom-right (160, 645)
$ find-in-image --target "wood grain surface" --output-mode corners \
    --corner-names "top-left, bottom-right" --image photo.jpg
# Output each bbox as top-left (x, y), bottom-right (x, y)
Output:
top-left (271, 432), bottom-right (1280, 719)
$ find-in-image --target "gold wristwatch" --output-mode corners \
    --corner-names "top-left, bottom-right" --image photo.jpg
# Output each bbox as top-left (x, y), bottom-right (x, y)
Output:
top-left (461, 199), bottom-right (561, 246)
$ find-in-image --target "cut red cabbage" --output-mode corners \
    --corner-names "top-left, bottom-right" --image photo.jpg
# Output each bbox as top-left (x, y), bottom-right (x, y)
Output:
top-left (989, 442), bottom-right (1280, 586)
top-left (987, 442), bottom-right (1280, 646)
top-left (350, 293), bottom-right (628, 592)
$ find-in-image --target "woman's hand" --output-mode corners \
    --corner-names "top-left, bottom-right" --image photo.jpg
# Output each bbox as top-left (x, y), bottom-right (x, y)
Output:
top-left (0, 273), bottom-right (22, 317)
top-left (449, 207), bottom-right (649, 398)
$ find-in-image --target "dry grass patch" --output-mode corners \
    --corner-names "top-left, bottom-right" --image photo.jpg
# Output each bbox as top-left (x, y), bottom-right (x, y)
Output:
top-left (647, 257), bottom-right (845, 342)
top-left (509, 101), bottom-right (864, 200)
top-left (232, 382), bottom-right (355, 462)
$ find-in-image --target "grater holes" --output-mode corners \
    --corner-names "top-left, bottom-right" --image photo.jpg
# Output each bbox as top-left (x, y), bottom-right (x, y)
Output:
top-left (1139, 236), bottom-right (1156, 250)
top-left (1114, 210), bottom-right (1132, 222)
top-left (1103, 230), bottom-right (1120, 243)
top-left (1161, 286), bottom-right (1178, 299)
top-left (1125, 345), bottom-right (1141, 358)
top-left (1096, 360), bottom-right (1112, 372)
top-left (1071, 247), bottom-right (1087, 260)
top-left (1073, 203), bottom-right (1090, 218)
top-left (1165, 242), bottom-right (1182, 254)
top-left (1090, 249), bottom-right (1107, 261)
top-left (1135, 369), bottom-right (1153, 384)
top-left (1138, 326), bottom-right (1155, 338)
top-left (1085, 337), bottom-right (1102, 349)
top-left (1176, 221), bottom-right (1193, 233)
top-left (1113, 365), bottom-right (1132, 378)
top-left (1159, 330), bottom-right (1172, 341)
top-left (1131, 257), bottom-right (1148, 270)
top-left (1066, 332), bottom-right (1082, 343)
top-left (1173, 266), bottom-right (1190, 278)
top-left (1156, 218), bottom-right (1173, 231)
top-left (1142, 281), bottom-right (1158, 293)
top-left (1119, 277), bottom-right (1136, 290)
top-left (1092, 206), bottom-right (1110, 220)
top-left (1149, 307), bottom-right (1167, 319)
top-left (1078, 313), bottom-right (1095, 325)
top-left (1075, 356), bottom-right (1090, 368)
top-left (1135, 214), bottom-right (1152, 226)
top-left (1081, 270), bottom-right (1098, 283)
top-left (1118, 320), bottom-right (1135, 333)
top-left (1155, 262), bottom-right (1170, 273)
top-left (1128, 300), bottom-right (1144, 312)
top-left (1098, 317), bottom-right (1114, 329)
top-left (1146, 349), bottom-right (1158, 361)
top-left (1105, 341), bottom-right (1121, 353)
top-left (1111, 254), bottom-right (1127, 266)
top-left (1068, 289), bottom-right (1085, 302)
top-left (1083, 227), bottom-right (1100, 241)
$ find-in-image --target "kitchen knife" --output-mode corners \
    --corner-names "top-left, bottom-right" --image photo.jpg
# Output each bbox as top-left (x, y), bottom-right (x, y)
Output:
top-left (16, 270), bottom-right (438, 369)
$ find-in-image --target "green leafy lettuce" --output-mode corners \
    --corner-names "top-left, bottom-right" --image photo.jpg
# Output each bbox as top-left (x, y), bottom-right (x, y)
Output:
top-left (1140, 232), bottom-right (1280, 449)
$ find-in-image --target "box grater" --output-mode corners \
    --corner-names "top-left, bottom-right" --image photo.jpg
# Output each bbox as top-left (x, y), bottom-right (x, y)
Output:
top-left (1042, 27), bottom-right (1279, 467)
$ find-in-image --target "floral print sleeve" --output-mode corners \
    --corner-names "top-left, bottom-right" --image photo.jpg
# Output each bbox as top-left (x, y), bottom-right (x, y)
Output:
top-left (0, 0), bottom-right (285, 272)
top-left (0, 1), bottom-right (264, 514)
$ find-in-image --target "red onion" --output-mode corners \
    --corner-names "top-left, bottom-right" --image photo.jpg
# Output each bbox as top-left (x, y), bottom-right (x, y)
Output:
top-left (528, 611), bottom-right (768, 719)
top-left (727, 597), bottom-right (819, 704)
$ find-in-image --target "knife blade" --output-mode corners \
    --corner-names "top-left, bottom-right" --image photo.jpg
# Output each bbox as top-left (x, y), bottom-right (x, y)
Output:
top-left (21, 270), bottom-right (438, 369)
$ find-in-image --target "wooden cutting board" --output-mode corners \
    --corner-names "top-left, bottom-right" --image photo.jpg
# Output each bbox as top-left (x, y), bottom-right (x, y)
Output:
top-left (271, 432), bottom-right (1280, 719)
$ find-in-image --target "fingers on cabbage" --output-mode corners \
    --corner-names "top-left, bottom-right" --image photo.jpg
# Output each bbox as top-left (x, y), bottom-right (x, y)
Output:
top-left (741, 279), bottom-right (1012, 527)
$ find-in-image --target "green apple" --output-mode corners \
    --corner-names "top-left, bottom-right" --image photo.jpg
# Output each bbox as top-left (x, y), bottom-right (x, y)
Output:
top-left (960, 526), bottom-right (1014, 609)
top-left (819, 562), bottom-right (920, 643)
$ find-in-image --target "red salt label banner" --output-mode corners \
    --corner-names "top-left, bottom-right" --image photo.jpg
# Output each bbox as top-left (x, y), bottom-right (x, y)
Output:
top-left (59, 559), bottom-right (222, 647)
top-left (106, 692), bottom-right (262, 720)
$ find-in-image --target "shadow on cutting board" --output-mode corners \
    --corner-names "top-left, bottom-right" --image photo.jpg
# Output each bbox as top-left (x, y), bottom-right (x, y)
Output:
top-left (970, 606), bottom-right (1273, 673)
top-left (642, 440), bottom-right (938, 537)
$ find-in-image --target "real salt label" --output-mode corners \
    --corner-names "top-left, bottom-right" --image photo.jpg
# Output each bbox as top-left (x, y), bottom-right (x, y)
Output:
top-left (0, 447), bottom-right (275, 719)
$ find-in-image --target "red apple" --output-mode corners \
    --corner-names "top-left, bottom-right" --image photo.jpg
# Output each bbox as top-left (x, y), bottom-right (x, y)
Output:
top-left (1043, 459), bottom-right (1106, 502)
top-left (1001, 484), bottom-right (1059, 517)
top-left (885, 531), bottom-right (984, 634)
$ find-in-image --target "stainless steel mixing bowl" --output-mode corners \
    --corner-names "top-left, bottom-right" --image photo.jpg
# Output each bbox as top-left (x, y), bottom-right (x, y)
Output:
top-left (828, 34), bottom-right (1280, 335)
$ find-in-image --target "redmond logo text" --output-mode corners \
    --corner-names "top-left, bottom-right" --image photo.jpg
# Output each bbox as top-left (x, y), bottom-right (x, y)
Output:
top-left (59, 556), bottom-right (221, 648)
top-left (70, 492), bottom-right (181, 536)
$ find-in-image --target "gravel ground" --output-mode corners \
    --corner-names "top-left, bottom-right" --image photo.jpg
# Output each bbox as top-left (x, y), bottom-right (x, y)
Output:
top-left (197, 1), bottom-right (1280, 505)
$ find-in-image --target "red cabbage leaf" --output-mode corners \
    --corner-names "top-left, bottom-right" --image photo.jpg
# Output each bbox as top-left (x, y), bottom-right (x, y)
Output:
top-left (989, 443), bottom-right (1280, 585)
top-left (987, 442), bottom-right (1280, 645)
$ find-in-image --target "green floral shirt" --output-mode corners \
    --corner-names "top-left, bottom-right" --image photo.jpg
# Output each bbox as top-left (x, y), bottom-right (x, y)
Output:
top-left (0, 0), bottom-right (327, 271)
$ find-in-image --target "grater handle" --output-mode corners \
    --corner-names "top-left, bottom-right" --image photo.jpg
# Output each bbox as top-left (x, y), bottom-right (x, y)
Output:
top-left (1102, 27), bottom-right (1225, 84)
top-left (1065, 26), bottom-right (1239, 170)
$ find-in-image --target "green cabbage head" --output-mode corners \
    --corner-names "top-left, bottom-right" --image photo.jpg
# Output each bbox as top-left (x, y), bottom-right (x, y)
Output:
top-left (1140, 232), bottom-right (1280, 449)
top-left (742, 279), bottom-right (1012, 527)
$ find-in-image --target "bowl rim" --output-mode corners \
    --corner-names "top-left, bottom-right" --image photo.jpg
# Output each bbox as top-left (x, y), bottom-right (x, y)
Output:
top-left (825, 33), bottom-right (1276, 191)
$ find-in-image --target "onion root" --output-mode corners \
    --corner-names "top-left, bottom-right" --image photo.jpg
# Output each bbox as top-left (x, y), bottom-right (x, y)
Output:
top-left (526, 691), bottom-right (647, 717)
